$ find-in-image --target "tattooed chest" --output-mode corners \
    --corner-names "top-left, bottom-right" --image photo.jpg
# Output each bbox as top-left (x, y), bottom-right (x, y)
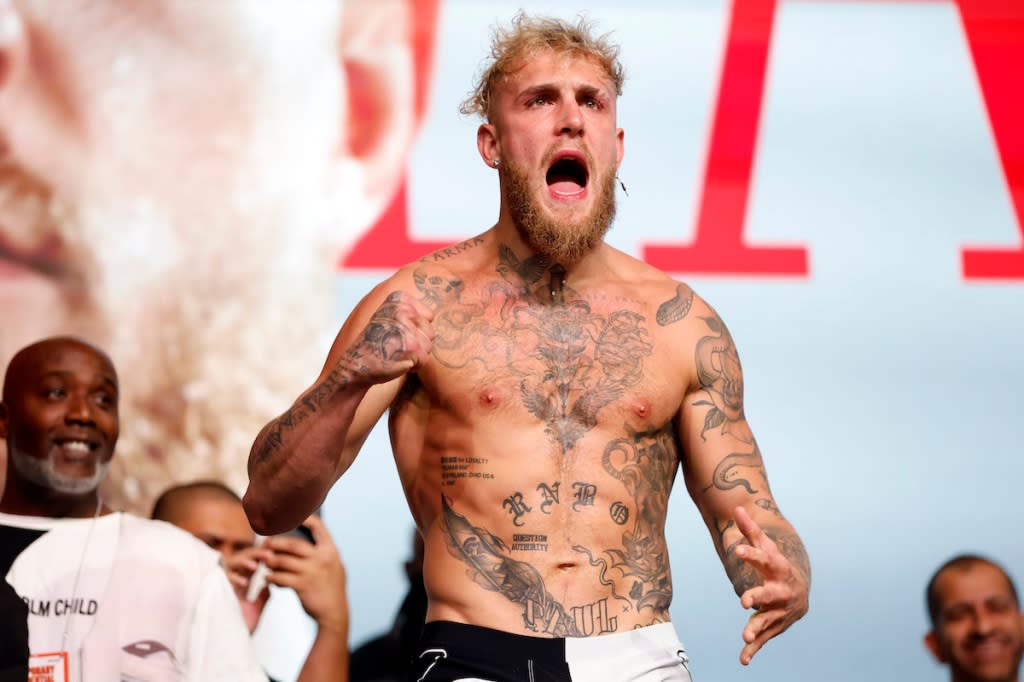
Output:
top-left (428, 294), bottom-right (671, 453)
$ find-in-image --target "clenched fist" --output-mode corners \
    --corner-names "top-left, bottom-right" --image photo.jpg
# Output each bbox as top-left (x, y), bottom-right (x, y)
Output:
top-left (344, 291), bottom-right (434, 385)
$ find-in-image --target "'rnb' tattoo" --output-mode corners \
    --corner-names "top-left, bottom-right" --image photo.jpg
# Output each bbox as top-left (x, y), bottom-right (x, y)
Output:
top-left (502, 492), bottom-right (532, 527)
top-left (417, 245), bottom-right (653, 456)
top-left (571, 482), bottom-right (597, 511)
top-left (536, 482), bottom-right (560, 514)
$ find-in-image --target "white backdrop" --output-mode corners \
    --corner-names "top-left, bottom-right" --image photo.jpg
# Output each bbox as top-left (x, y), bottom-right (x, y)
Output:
top-left (263, 1), bottom-right (1024, 680)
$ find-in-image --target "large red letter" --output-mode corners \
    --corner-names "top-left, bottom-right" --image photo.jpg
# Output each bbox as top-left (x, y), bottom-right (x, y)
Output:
top-left (641, 0), bottom-right (808, 276)
top-left (957, 0), bottom-right (1024, 280)
top-left (341, 182), bottom-right (450, 268)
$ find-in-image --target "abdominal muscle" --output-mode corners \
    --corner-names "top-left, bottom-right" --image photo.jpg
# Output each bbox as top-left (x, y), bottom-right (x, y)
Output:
top-left (395, 413), bottom-right (679, 639)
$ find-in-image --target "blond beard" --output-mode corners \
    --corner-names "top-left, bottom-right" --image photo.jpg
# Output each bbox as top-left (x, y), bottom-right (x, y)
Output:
top-left (501, 160), bottom-right (617, 264)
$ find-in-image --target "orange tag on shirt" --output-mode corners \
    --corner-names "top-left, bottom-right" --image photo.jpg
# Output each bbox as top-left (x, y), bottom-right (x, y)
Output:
top-left (28, 651), bottom-right (69, 682)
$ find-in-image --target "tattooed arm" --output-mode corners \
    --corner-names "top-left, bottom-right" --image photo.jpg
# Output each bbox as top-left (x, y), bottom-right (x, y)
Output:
top-left (673, 301), bottom-right (810, 665)
top-left (243, 277), bottom-right (434, 535)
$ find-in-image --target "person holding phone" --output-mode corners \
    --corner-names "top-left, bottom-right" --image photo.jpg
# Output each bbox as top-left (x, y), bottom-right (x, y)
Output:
top-left (152, 481), bottom-right (349, 682)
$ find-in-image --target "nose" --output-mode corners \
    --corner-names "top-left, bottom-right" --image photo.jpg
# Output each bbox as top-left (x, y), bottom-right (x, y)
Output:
top-left (0, 1), bottom-right (28, 93)
top-left (557, 100), bottom-right (584, 138)
top-left (64, 392), bottom-right (96, 425)
top-left (972, 609), bottom-right (996, 636)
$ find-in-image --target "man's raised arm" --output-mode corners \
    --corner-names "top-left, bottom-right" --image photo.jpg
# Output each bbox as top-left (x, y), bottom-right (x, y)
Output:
top-left (675, 302), bottom-right (810, 666)
top-left (243, 286), bottom-right (434, 535)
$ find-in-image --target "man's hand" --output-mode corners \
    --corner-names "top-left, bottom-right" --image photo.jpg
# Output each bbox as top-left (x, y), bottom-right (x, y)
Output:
top-left (263, 515), bottom-right (349, 636)
top-left (733, 506), bottom-right (809, 665)
top-left (223, 545), bottom-right (271, 633)
top-left (344, 292), bottom-right (434, 386)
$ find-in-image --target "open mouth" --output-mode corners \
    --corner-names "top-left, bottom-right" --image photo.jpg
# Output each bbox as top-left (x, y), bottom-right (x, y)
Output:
top-left (546, 152), bottom-right (589, 198)
top-left (54, 438), bottom-right (100, 460)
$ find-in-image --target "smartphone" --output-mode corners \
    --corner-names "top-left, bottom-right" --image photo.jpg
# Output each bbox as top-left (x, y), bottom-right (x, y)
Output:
top-left (280, 523), bottom-right (315, 544)
top-left (244, 524), bottom-right (315, 601)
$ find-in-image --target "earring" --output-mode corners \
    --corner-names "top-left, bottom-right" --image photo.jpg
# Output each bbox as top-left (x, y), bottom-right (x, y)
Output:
top-left (616, 174), bottom-right (628, 197)
top-left (492, 159), bottom-right (500, 167)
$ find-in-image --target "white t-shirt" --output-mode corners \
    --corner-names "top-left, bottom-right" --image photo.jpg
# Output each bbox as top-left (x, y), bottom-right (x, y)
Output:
top-left (0, 511), bottom-right (267, 682)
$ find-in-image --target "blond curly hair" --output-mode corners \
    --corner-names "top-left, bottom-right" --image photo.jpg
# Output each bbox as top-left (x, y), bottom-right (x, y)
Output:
top-left (460, 12), bottom-right (625, 121)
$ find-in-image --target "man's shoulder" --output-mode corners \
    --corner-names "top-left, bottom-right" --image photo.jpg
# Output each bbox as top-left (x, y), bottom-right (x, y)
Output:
top-left (121, 515), bottom-right (222, 568)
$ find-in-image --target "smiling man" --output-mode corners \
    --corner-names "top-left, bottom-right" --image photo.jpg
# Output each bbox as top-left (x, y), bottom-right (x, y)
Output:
top-left (244, 13), bottom-right (810, 681)
top-left (0, 337), bottom-right (265, 681)
top-left (926, 555), bottom-right (1024, 682)
top-left (0, 0), bottom-right (435, 513)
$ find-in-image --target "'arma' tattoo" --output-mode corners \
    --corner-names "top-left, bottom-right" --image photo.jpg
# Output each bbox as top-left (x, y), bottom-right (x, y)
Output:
top-left (502, 492), bottom-right (532, 527)
top-left (440, 496), bottom-right (583, 636)
top-left (418, 245), bottom-right (654, 456)
top-left (599, 424), bottom-right (678, 613)
top-left (536, 482), bottom-right (560, 514)
top-left (424, 237), bottom-right (486, 262)
top-left (702, 442), bottom-right (768, 495)
top-left (693, 315), bottom-right (754, 443)
top-left (655, 283), bottom-right (694, 326)
top-left (571, 482), bottom-right (597, 511)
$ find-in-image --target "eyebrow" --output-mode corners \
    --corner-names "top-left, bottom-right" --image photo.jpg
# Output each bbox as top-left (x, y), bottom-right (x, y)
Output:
top-left (41, 371), bottom-right (119, 391)
top-left (518, 83), bottom-right (610, 101)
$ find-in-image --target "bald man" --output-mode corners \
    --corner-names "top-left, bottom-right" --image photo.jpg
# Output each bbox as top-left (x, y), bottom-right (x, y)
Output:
top-left (0, 336), bottom-right (265, 681)
top-left (925, 555), bottom-right (1024, 682)
top-left (153, 482), bottom-right (349, 682)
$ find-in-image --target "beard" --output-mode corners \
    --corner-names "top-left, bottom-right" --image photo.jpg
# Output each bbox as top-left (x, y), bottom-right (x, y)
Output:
top-left (501, 158), bottom-right (617, 264)
top-left (9, 447), bottom-right (112, 495)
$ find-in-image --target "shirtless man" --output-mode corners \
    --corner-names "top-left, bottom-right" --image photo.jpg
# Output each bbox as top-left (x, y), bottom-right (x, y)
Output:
top-left (245, 13), bottom-right (810, 681)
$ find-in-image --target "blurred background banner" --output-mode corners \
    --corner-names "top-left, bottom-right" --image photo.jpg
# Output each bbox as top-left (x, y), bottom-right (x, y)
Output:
top-left (2, 0), bottom-right (1021, 680)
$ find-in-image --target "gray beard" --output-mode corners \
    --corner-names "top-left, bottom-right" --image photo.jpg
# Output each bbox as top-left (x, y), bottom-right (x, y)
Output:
top-left (9, 448), bottom-right (110, 495)
top-left (502, 161), bottom-right (617, 264)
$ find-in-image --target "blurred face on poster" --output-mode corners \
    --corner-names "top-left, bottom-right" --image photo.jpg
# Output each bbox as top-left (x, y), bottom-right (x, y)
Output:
top-left (0, 0), bottom-right (434, 510)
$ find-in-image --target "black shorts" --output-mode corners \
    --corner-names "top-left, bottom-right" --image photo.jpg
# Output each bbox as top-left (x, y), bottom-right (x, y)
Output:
top-left (410, 621), bottom-right (692, 682)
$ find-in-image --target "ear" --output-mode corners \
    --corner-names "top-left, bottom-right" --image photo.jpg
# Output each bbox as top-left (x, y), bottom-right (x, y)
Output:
top-left (338, 0), bottom-right (438, 228)
top-left (924, 630), bottom-right (947, 663)
top-left (615, 128), bottom-right (625, 169)
top-left (477, 123), bottom-right (499, 169)
top-left (0, 0), bottom-right (29, 92)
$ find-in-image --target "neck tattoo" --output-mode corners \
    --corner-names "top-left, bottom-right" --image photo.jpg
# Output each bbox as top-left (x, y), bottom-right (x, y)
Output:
top-left (549, 264), bottom-right (567, 305)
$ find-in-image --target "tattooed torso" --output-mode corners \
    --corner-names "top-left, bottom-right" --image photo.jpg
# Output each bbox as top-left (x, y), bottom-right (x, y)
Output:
top-left (385, 236), bottom-right (713, 637)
